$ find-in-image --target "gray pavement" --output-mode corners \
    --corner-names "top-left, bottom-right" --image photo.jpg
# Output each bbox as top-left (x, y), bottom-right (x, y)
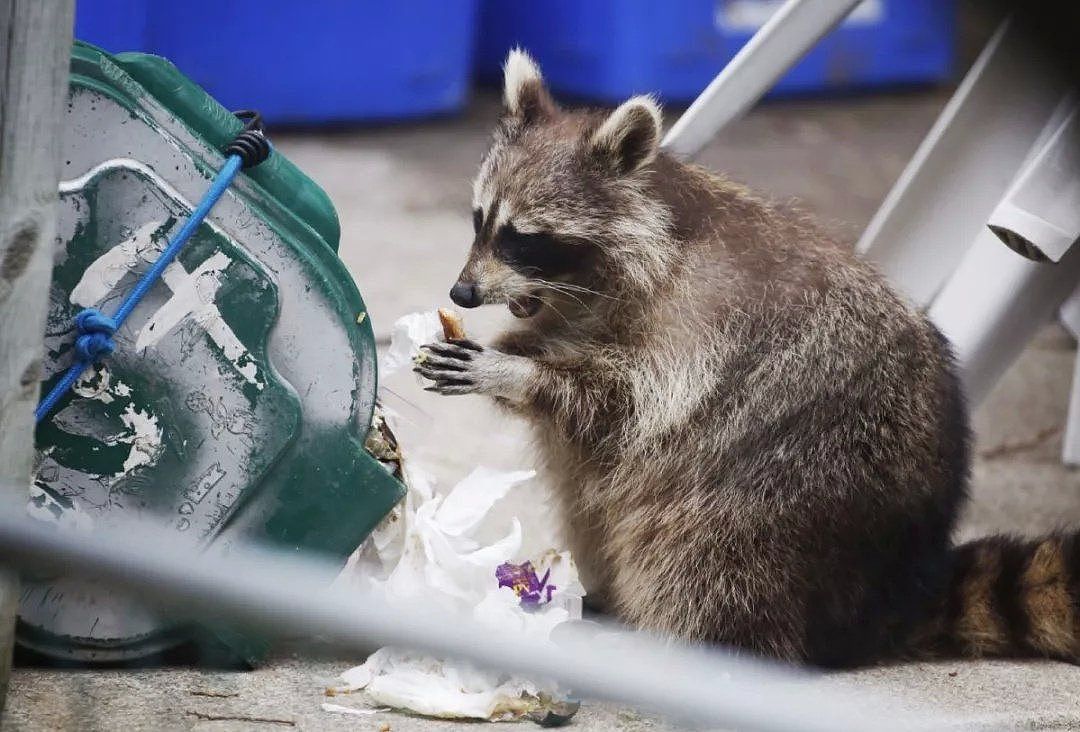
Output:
top-left (8, 76), bottom-right (1080, 729)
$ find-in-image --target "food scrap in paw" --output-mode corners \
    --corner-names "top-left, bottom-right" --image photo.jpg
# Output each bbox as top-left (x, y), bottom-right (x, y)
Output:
top-left (438, 307), bottom-right (466, 340)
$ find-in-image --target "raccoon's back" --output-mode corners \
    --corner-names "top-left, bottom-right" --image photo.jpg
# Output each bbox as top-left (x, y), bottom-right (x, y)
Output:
top-left (677, 267), bottom-right (971, 665)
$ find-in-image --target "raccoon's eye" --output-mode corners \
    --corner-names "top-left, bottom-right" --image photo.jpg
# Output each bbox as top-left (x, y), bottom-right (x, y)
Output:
top-left (497, 227), bottom-right (547, 266)
top-left (472, 208), bottom-right (483, 234)
top-left (496, 225), bottom-right (579, 278)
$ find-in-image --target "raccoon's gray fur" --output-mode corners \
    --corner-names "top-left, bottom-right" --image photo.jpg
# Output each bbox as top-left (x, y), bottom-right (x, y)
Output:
top-left (416, 50), bottom-right (1080, 666)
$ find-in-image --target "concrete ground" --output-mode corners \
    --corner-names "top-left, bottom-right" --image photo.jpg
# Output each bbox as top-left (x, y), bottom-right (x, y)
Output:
top-left (9, 26), bottom-right (1080, 730)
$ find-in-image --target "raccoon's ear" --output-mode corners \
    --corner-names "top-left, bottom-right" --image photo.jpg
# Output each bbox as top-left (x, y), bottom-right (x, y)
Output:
top-left (503, 48), bottom-right (557, 125)
top-left (588, 95), bottom-right (662, 175)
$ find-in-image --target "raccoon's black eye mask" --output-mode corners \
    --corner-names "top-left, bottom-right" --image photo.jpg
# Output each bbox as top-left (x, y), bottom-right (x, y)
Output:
top-left (495, 223), bottom-right (581, 279)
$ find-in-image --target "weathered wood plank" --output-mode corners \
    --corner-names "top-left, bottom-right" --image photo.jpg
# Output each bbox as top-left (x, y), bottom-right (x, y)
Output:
top-left (0, 0), bottom-right (76, 709)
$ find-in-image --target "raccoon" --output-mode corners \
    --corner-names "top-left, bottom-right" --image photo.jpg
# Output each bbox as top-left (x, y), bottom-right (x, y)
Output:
top-left (415, 50), bottom-right (1080, 667)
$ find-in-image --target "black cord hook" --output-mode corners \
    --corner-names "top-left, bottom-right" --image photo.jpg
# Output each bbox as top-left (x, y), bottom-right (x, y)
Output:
top-left (226, 110), bottom-right (271, 168)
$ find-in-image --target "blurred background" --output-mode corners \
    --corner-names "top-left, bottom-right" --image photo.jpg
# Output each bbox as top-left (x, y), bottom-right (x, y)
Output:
top-left (73, 0), bottom-right (978, 339)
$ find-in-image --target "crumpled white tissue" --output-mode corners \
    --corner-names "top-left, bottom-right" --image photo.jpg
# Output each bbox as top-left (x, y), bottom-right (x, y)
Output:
top-left (379, 310), bottom-right (443, 377)
top-left (329, 311), bottom-right (584, 721)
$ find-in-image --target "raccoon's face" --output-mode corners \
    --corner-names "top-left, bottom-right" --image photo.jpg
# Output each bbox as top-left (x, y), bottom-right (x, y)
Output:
top-left (452, 50), bottom-right (666, 319)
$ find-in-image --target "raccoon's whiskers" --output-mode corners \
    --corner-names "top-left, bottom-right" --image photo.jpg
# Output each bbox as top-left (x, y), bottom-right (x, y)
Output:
top-left (535, 282), bottom-right (590, 310)
top-left (533, 278), bottom-right (621, 302)
top-left (526, 292), bottom-right (584, 333)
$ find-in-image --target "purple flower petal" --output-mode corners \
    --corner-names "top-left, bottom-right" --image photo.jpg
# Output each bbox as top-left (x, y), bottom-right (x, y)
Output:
top-left (496, 560), bottom-right (558, 611)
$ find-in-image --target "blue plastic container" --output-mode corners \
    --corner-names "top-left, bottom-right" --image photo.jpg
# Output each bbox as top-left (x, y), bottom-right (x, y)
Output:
top-left (475, 0), bottom-right (955, 104)
top-left (76, 1), bottom-right (478, 124)
top-left (74, 0), bottom-right (149, 53)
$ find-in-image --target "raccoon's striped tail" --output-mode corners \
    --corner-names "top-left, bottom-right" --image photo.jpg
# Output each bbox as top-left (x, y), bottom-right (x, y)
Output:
top-left (915, 534), bottom-right (1080, 661)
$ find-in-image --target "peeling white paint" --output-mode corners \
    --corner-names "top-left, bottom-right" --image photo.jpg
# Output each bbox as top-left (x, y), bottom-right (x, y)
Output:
top-left (71, 369), bottom-right (134, 406)
top-left (138, 252), bottom-right (263, 388)
top-left (72, 364), bottom-right (113, 402)
top-left (136, 251), bottom-right (229, 350)
top-left (70, 221), bottom-right (163, 307)
top-left (110, 404), bottom-right (164, 475)
top-left (70, 220), bottom-right (264, 390)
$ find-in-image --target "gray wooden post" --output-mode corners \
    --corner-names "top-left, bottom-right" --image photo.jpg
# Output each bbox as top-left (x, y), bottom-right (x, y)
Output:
top-left (0, 0), bottom-right (76, 710)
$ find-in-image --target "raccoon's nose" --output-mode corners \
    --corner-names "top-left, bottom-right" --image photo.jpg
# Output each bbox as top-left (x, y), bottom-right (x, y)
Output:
top-left (450, 281), bottom-right (481, 308)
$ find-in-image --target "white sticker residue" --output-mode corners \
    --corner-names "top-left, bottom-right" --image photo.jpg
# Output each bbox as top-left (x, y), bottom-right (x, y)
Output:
top-left (137, 251), bottom-right (263, 388)
top-left (113, 404), bottom-right (164, 475)
top-left (69, 221), bottom-right (163, 306)
top-left (70, 222), bottom-right (264, 390)
top-left (72, 364), bottom-right (113, 403)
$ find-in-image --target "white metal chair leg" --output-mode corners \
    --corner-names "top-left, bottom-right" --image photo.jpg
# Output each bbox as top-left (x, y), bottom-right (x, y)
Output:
top-left (927, 88), bottom-right (1080, 411)
top-left (1059, 287), bottom-right (1080, 466)
top-left (856, 19), bottom-right (1069, 307)
top-left (929, 231), bottom-right (1080, 407)
top-left (986, 100), bottom-right (1080, 464)
top-left (986, 99), bottom-right (1080, 263)
top-left (1059, 285), bottom-right (1080, 340)
top-left (662, 0), bottom-right (861, 158)
top-left (1062, 355), bottom-right (1080, 467)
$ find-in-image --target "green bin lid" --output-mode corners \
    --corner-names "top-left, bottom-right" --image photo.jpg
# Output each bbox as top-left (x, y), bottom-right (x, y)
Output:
top-left (19, 42), bottom-right (405, 663)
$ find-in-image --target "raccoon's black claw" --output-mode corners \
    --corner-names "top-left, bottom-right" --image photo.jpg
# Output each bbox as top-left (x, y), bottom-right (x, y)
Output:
top-left (423, 381), bottom-right (477, 396)
top-left (445, 338), bottom-right (483, 352)
top-left (415, 340), bottom-right (494, 397)
top-left (418, 369), bottom-right (474, 385)
top-left (420, 342), bottom-right (477, 362)
top-left (413, 352), bottom-right (468, 372)
top-left (412, 364), bottom-right (438, 380)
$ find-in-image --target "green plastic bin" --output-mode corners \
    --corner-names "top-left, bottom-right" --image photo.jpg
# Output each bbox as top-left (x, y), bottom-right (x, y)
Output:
top-left (19, 42), bottom-right (405, 664)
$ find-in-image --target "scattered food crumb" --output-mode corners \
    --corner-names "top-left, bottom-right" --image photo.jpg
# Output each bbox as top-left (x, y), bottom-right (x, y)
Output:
top-left (379, 724), bottom-right (391, 732)
top-left (189, 689), bottom-right (240, 698)
top-left (948, 671), bottom-right (958, 678)
top-left (185, 710), bottom-right (294, 726)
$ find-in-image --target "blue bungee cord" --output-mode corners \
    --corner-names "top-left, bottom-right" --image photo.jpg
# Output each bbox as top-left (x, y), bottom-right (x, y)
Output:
top-left (35, 111), bottom-right (271, 423)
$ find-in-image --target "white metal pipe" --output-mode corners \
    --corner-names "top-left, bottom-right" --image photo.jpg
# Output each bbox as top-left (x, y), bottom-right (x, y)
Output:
top-left (662, 0), bottom-right (862, 158)
top-left (1058, 287), bottom-right (1080, 466)
top-left (1063, 345), bottom-right (1080, 467)
top-left (929, 230), bottom-right (1080, 406)
top-left (856, 20), bottom-right (1069, 307)
top-left (985, 99), bottom-right (1080, 263)
top-left (0, 512), bottom-right (928, 732)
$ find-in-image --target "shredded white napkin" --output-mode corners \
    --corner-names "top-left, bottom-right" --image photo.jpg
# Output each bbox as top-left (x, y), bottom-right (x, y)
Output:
top-left (329, 311), bottom-right (584, 721)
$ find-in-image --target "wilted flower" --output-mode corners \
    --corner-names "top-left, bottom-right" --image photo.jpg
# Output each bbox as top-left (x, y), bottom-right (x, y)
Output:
top-left (496, 561), bottom-right (555, 611)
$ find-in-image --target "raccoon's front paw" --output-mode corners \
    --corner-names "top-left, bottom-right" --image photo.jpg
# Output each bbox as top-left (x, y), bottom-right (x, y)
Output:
top-left (414, 339), bottom-right (532, 399)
